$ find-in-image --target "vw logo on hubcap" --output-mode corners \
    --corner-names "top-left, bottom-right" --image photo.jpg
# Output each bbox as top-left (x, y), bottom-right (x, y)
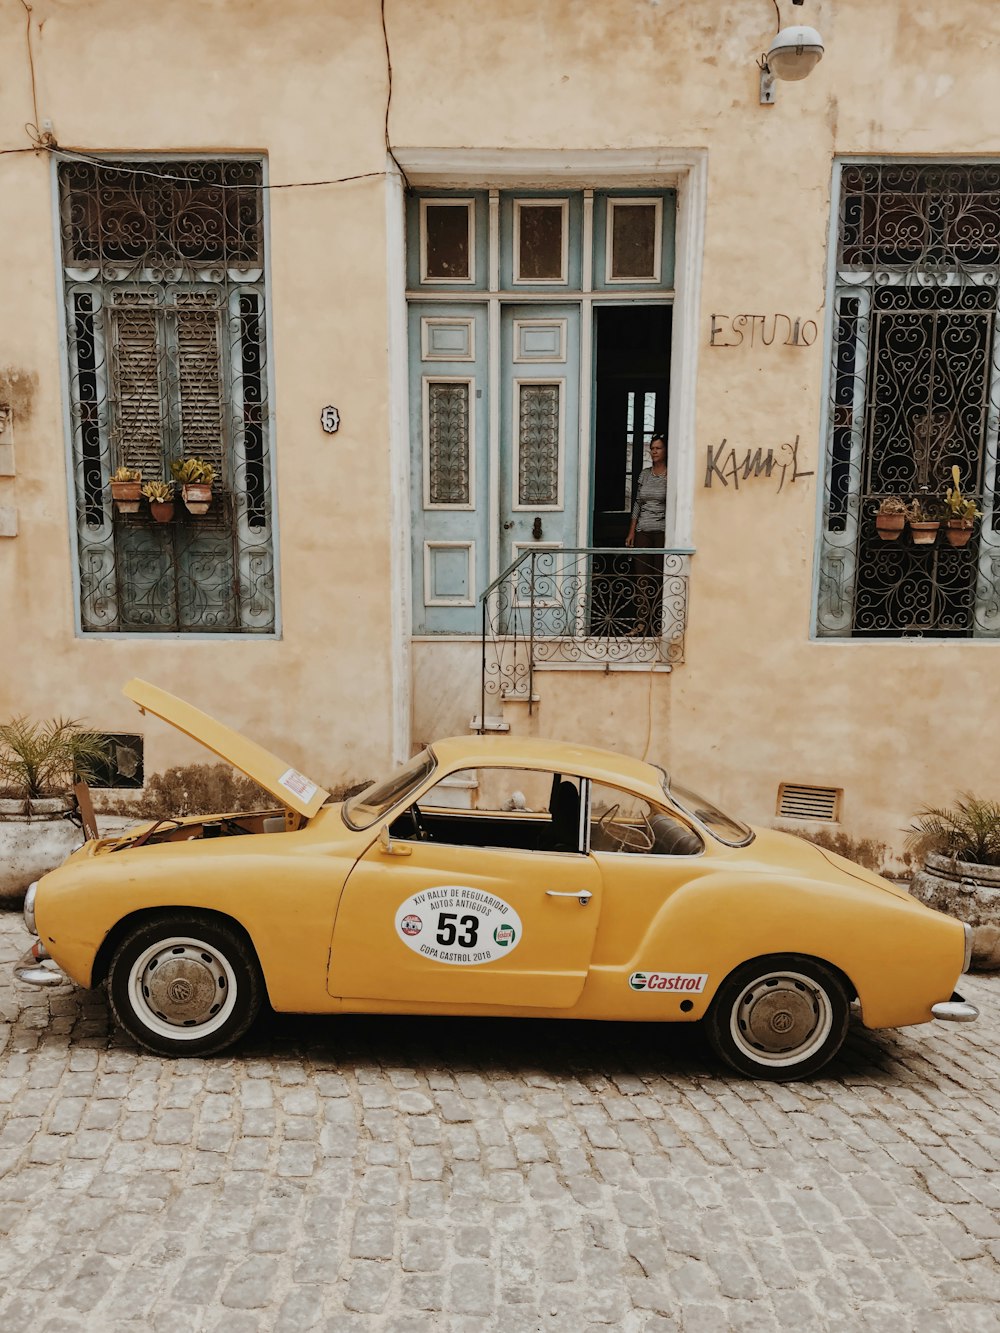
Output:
top-left (167, 978), bottom-right (194, 1004)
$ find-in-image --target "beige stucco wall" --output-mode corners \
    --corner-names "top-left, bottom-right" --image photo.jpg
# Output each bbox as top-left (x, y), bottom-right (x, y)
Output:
top-left (1, 1), bottom-right (999, 850)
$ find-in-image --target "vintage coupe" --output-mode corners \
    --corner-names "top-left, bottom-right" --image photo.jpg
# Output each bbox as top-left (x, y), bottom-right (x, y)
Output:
top-left (16, 680), bottom-right (977, 1079)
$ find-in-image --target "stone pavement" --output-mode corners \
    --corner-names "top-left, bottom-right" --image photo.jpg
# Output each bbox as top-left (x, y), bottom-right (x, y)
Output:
top-left (1, 911), bottom-right (999, 1332)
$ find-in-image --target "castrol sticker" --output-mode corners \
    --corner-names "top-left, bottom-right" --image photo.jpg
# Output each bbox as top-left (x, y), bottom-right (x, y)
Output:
top-left (629, 972), bottom-right (707, 993)
top-left (394, 887), bottom-right (523, 965)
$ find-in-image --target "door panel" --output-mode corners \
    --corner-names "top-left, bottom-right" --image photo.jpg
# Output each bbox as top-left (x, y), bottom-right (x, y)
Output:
top-left (328, 840), bottom-right (602, 1008)
top-left (409, 303), bottom-right (488, 633)
top-left (499, 304), bottom-right (580, 573)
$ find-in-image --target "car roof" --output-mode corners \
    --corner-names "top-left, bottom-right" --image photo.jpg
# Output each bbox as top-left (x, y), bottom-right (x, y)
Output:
top-left (429, 735), bottom-right (666, 797)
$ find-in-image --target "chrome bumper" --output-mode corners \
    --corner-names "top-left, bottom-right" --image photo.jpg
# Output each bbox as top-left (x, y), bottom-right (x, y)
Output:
top-left (14, 941), bottom-right (67, 988)
top-left (931, 992), bottom-right (979, 1023)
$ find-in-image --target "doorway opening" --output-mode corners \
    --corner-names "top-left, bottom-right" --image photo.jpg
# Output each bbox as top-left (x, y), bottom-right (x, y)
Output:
top-left (591, 304), bottom-right (672, 548)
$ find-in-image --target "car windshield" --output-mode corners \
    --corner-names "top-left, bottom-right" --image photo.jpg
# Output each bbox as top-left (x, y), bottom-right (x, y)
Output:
top-left (659, 771), bottom-right (754, 847)
top-left (343, 749), bottom-right (437, 830)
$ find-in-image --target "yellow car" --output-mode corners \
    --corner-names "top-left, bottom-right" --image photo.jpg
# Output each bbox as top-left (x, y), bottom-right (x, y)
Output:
top-left (16, 679), bottom-right (977, 1080)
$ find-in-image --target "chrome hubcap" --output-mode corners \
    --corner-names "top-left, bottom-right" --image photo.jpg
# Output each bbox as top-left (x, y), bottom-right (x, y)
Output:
top-left (128, 936), bottom-right (237, 1040)
top-left (731, 970), bottom-right (834, 1067)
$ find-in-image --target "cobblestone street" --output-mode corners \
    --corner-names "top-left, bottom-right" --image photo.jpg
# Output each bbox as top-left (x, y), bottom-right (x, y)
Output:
top-left (1, 911), bottom-right (999, 1331)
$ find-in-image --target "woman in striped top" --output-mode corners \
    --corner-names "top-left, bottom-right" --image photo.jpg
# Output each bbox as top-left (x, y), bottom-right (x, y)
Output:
top-left (625, 434), bottom-right (667, 636)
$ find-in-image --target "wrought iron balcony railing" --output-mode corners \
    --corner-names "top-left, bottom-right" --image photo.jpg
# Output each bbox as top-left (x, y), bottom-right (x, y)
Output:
top-left (479, 547), bottom-right (692, 724)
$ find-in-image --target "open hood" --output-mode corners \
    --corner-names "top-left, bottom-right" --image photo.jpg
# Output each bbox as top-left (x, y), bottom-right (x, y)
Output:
top-left (123, 679), bottom-right (329, 820)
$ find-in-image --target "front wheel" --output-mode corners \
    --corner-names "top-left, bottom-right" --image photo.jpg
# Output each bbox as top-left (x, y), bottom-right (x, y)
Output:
top-left (107, 913), bottom-right (264, 1056)
top-left (705, 954), bottom-right (850, 1081)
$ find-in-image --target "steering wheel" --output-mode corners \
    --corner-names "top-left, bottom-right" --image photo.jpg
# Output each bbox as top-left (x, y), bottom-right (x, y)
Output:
top-left (597, 804), bottom-right (655, 853)
top-left (402, 803), bottom-right (428, 841)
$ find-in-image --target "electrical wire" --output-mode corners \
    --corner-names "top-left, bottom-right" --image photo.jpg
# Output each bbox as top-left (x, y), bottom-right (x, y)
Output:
top-left (48, 145), bottom-right (388, 191)
top-left (18, 1), bottom-right (40, 133)
top-left (6, 1), bottom-right (409, 195)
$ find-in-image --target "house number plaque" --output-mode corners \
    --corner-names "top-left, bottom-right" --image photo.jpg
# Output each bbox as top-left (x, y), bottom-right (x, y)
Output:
top-left (320, 406), bottom-right (341, 434)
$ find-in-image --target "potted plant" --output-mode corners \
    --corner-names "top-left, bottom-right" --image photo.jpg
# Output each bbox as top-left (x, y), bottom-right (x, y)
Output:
top-left (908, 794), bottom-right (1000, 970)
top-left (0, 717), bottom-right (108, 904)
top-left (109, 465), bottom-right (142, 514)
top-left (943, 466), bottom-right (983, 548)
top-left (170, 457), bottom-right (215, 515)
top-left (875, 496), bottom-right (908, 541)
top-left (142, 479), bottom-right (176, 523)
top-left (905, 496), bottom-right (943, 545)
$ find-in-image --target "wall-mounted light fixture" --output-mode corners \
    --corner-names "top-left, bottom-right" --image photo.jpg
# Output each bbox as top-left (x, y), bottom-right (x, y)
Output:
top-left (758, 0), bottom-right (825, 105)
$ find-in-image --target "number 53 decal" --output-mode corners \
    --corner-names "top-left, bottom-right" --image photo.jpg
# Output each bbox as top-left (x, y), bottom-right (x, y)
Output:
top-left (436, 912), bottom-right (479, 947)
top-left (394, 887), bottom-right (523, 965)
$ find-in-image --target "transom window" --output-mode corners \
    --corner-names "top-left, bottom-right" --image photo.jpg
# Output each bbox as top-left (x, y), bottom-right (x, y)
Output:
top-left (817, 162), bottom-right (1000, 639)
top-left (58, 158), bottom-right (275, 635)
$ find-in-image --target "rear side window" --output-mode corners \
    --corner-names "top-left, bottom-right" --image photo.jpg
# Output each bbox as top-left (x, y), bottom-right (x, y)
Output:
top-left (590, 783), bottom-right (703, 856)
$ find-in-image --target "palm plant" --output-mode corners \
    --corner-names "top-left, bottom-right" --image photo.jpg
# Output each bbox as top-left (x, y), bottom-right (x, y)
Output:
top-left (0, 718), bottom-right (108, 807)
top-left (907, 794), bottom-right (1000, 867)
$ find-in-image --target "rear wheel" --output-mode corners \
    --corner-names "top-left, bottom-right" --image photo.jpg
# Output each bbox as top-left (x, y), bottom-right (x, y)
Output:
top-left (705, 954), bottom-right (850, 1081)
top-left (107, 913), bottom-right (263, 1056)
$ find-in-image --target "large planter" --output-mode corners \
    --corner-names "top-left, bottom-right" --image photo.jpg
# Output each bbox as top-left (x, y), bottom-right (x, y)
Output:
top-left (181, 483), bottom-right (212, 516)
top-left (110, 479), bottom-right (141, 514)
top-left (909, 521), bottom-right (940, 546)
top-left (909, 851), bottom-right (1000, 970)
top-left (0, 799), bottom-right (81, 907)
top-left (945, 519), bottom-right (974, 548)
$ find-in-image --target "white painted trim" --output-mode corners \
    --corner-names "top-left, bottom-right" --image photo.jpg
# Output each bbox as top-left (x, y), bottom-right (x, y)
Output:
top-left (577, 297), bottom-right (593, 546)
top-left (407, 289), bottom-right (676, 303)
top-left (419, 197), bottom-right (476, 285)
top-left (421, 375), bottom-right (477, 510)
top-left (665, 152), bottom-right (708, 550)
top-left (386, 160), bottom-right (412, 763)
top-left (512, 318), bottom-right (567, 363)
top-left (396, 147), bottom-right (707, 189)
top-left (605, 197), bottom-right (663, 284)
top-left (423, 539), bottom-right (476, 606)
top-left (512, 198), bottom-right (570, 285)
top-left (512, 378), bottom-right (566, 511)
top-left (420, 315), bottom-right (475, 362)
top-left (582, 190), bottom-right (594, 295)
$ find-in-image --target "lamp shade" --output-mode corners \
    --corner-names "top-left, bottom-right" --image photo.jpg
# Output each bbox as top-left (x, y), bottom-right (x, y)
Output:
top-left (766, 25), bottom-right (824, 81)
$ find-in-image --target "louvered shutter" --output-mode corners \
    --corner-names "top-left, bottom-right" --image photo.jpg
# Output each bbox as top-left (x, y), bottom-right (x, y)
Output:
top-left (109, 304), bottom-right (165, 478)
top-left (175, 295), bottom-right (226, 479)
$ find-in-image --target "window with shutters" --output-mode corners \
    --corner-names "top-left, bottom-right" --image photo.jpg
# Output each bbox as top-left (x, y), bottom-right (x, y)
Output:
top-left (59, 158), bottom-right (275, 634)
top-left (817, 162), bottom-right (1000, 639)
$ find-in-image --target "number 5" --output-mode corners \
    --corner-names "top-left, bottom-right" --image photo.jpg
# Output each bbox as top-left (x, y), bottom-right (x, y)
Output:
top-left (436, 912), bottom-right (457, 945)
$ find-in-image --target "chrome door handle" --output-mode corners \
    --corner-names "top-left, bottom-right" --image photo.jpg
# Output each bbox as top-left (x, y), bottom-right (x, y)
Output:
top-left (546, 890), bottom-right (592, 905)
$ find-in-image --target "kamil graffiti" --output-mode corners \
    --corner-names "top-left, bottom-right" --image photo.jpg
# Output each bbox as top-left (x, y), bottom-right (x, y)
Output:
top-left (704, 435), bottom-right (815, 492)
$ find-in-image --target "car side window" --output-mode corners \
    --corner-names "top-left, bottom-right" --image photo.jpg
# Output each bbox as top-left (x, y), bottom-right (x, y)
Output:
top-left (589, 783), bottom-right (703, 857)
top-left (389, 767), bottom-right (584, 853)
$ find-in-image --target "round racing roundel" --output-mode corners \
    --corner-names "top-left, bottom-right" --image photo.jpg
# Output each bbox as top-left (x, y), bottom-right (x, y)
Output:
top-left (394, 887), bottom-right (523, 966)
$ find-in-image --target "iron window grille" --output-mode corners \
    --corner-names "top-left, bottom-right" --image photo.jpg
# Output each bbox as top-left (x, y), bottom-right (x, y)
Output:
top-left (59, 158), bottom-right (275, 634)
top-left (817, 162), bottom-right (1000, 639)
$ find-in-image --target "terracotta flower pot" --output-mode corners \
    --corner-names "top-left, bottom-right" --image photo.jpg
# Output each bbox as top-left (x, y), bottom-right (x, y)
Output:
top-left (182, 482), bottom-right (212, 516)
top-left (110, 479), bottom-right (141, 514)
top-left (945, 519), bottom-right (974, 547)
top-left (909, 521), bottom-right (939, 545)
top-left (876, 513), bottom-right (906, 541)
top-left (150, 501), bottom-right (175, 523)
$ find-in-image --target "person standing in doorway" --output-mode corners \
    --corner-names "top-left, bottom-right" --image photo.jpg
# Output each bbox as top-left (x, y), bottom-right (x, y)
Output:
top-left (625, 433), bottom-right (668, 636)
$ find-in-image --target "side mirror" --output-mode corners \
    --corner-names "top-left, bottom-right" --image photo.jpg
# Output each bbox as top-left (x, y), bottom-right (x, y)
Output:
top-left (378, 825), bottom-right (411, 857)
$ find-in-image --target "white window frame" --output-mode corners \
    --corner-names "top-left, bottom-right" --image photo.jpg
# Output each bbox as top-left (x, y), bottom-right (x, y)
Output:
top-left (422, 374), bottom-right (477, 511)
top-left (512, 198), bottom-right (570, 285)
top-left (606, 197), bottom-right (663, 284)
top-left (512, 377), bottom-right (565, 512)
top-left (423, 539), bottom-right (476, 606)
top-left (419, 198), bottom-right (476, 285)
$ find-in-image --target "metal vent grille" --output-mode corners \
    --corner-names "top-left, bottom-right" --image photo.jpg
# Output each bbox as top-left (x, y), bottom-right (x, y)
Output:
top-left (777, 783), bottom-right (842, 822)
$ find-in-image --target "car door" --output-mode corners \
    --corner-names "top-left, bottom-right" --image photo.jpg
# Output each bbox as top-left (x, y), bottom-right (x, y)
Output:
top-left (327, 770), bottom-right (603, 1009)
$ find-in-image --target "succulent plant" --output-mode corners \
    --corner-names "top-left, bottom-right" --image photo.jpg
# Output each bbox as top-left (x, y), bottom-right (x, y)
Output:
top-left (141, 480), bottom-right (175, 502)
top-left (111, 465), bottom-right (142, 482)
top-left (170, 457), bottom-right (216, 486)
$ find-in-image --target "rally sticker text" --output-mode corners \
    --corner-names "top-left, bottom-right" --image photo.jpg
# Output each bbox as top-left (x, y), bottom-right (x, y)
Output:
top-left (394, 887), bottom-right (523, 966)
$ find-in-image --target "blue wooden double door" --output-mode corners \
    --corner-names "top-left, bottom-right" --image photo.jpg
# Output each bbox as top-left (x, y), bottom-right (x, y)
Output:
top-left (410, 302), bottom-right (581, 634)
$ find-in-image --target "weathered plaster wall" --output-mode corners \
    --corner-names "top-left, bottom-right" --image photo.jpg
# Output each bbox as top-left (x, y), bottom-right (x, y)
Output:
top-left (1, 1), bottom-right (998, 846)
